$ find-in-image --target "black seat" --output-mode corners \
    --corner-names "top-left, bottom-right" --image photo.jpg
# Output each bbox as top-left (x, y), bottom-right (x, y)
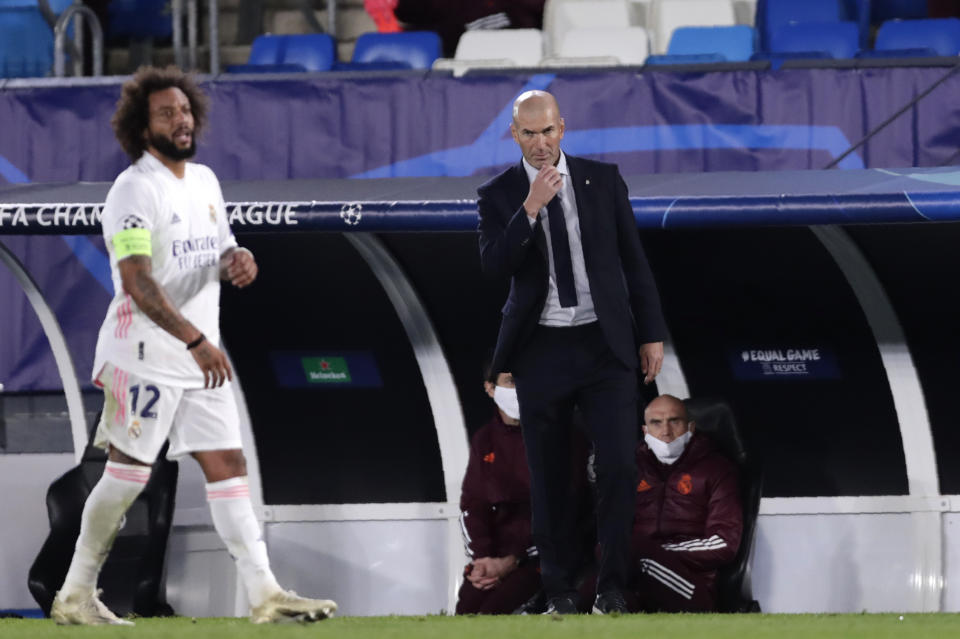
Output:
top-left (684, 397), bottom-right (762, 613)
top-left (28, 422), bottom-right (178, 618)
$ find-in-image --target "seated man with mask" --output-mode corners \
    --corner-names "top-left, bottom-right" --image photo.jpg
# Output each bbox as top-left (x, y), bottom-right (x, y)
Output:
top-left (455, 369), bottom-right (540, 614)
top-left (630, 394), bottom-right (742, 612)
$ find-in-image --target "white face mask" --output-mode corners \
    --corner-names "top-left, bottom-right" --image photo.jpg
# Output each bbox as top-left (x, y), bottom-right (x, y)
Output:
top-left (644, 430), bottom-right (692, 465)
top-left (493, 385), bottom-right (521, 420)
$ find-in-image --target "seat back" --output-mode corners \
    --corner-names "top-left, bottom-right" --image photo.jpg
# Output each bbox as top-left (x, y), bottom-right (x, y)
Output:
top-left (453, 28), bottom-right (544, 66)
top-left (281, 33), bottom-right (336, 71)
top-left (248, 34), bottom-right (284, 64)
top-left (108, 0), bottom-right (172, 40)
top-left (760, 0), bottom-right (842, 51)
top-left (684, 397), bottom-right (762, 613)
top-left (871, 0), bottom-right (929, 23)
top-left (0, 6), bottom-right (53, 78)
top-left (556, 26), bottom-right (650, 64)
top-left (667, 24), bottom-right (755, 61)
top-left (545, 0), bottom-right (632, 55)
top-left (28, 440), bottom-right (179, 617)
top-left (651, 0), bottom-right (737, 53)
top-left (769, 20), bottom-right (859, 58)
top-left (352, 31), bottom-right (441, 69)
top-left (874, 17), bottom-right (960, 56)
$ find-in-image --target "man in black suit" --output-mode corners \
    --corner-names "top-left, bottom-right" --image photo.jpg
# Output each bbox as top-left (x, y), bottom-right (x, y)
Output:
top-left (477, 90), bottom-right (667, 615)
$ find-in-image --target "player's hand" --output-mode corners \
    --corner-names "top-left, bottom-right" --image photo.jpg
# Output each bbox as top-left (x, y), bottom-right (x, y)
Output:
top-left (468, 557), bottom-right (504, 590)
top-left (639, 341), bottom-right (664, 385)
top-left (226, 247), bottom-right (258, 288)
top-left (523, 165), bottom-right (563, 218)
top-left (190, 340), bottom-right (233, 388)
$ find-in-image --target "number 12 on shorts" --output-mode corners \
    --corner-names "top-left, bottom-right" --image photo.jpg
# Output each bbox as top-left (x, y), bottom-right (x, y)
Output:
top-left (130, 384), bottom-right (160, 419)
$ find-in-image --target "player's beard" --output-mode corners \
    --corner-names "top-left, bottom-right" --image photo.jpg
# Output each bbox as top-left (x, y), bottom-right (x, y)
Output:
top-left (148, 130), bottom-right (196, 161)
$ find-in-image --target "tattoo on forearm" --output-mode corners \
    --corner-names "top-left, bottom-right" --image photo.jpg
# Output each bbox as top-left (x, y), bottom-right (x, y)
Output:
top-left (125, 257), bottom-right (195, 341)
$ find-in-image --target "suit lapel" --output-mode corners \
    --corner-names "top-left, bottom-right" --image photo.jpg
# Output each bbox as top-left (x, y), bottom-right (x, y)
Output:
top-left (566, 155), bottom-right (593, 247)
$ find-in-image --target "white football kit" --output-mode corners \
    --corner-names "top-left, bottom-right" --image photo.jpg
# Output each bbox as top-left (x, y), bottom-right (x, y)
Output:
top-left (93, 152), bottom-right (242, 462)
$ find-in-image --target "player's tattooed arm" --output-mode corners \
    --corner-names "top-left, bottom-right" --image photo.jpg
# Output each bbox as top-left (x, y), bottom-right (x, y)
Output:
top-left (118, 255), bottom-right (233, 387)
top-left (118, 255), bottom-right (200, 343)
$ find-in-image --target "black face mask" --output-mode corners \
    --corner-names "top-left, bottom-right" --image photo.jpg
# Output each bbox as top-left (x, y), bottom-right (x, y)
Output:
top-left (147, 130), bottom-right (196, 161)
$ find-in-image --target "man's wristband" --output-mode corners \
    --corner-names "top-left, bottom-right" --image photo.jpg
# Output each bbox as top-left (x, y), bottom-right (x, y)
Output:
top-left (186, 334), bottom-right (206, 350)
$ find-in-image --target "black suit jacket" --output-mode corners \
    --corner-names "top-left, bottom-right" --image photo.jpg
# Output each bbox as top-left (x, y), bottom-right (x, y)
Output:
top-left (478, 154), bottom-right (667, 376)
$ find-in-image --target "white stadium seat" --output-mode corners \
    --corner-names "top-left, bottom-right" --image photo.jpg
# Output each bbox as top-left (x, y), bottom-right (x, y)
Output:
top-left (543, 0), bottom-right (632, 56)
top-left (547, 26), bottom-right (651, 65)
top-left (649, 0), bottom-right (738, 53)
top-left (432, 28), bottom-right (544, 76)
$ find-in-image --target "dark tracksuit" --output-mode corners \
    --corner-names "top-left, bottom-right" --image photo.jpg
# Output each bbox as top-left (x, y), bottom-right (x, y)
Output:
top-left (456, 414), bottom-right (540, 614)
top-left (630, 433), bottom-right (742, 612)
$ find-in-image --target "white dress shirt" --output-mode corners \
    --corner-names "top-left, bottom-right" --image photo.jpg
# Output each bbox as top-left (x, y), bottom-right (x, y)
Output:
top-left (522, 151), bottom-right (597, 326)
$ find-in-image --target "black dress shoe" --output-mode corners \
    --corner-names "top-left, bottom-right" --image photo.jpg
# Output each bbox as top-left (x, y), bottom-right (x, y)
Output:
top-left (593, 590), bottom-right (628, 614)
top-left (543, 594), bottom-right (579, 615)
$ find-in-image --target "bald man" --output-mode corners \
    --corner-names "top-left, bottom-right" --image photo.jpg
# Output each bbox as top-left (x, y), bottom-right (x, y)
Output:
top-left (477, 91), bottom-right (667, 615)
top-left (631, 395), bottom-right (742, 612)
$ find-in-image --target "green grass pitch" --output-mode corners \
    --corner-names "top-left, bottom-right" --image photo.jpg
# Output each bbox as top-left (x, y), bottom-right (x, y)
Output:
top-left (1, 613), bottom-right (958, 639)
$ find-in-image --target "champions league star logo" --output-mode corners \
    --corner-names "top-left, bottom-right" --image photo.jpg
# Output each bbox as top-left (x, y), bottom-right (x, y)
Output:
top-left (121, 214), bottom-right (146, 229)
top-left (340, 202), bottom-right (362, 226)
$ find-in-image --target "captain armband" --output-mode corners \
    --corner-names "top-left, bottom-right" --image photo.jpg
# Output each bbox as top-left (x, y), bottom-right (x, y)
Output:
top-left (112, 228), bottom-right (152, 259)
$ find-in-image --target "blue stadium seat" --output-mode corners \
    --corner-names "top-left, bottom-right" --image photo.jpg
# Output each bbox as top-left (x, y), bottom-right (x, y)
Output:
top-left (0, 6), bottom-right (53, 78)
top-left (870, 17), bottom-right (960, 56)
top-left (871, 0), bottom-right (928, 23)
top-left (663, 25), bottom-right (756, 62)
top-left (228, 33), bottom-right (335, 73)
top-left (108, 0), bottom-right (172, 41)
top-left (759, 0), bottom-right (844, 51)
top-left (0, 0), bottom-right (72, 9)
top-left (247, 34), bottom-right (285, 65)
top-left (282, 33), bottom-right (336, 71)
top-left (645, 53), bottom-right (726, 66)
top-left (769, 21), bottom-right (860, 59)
top-left (349, 31), bottom-right (441, 70)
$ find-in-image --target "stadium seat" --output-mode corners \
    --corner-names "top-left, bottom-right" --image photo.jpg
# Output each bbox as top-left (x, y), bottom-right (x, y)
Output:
top-left (28, 434), bottom-right (178, 618)
top-left (0, 6), bottom-right (53, 78)
top-left (684, 397), bottom-right (762, 613)
top-left (349, 31), bottom-right (442, 70)
top-left (543, 0), bottom-right (632, 56)
top-left (645, 52), bottom-right (728, 65)
top-left (869, 17), bottom-right (960, 57)
top-left (227, 33), bottom-right (335, 73)
top-left (758, 0), bottom-right (844, 52)
top-left (283, 33), bottom-right (337, 72)
top-left (107, 0), bottom-right (172, 41)
top-left (550, 26), bottom-right (651, 65)
top-left (871, 0), bottom-right (928, 23)
top-left (455, 28), bottom-right (543, 66)
top-left (654, 24), bottom-right (756, 62)
top-left (431, 28), bottom-right (543, 74)
top-left (768, 20), bottom-right (860, 59)
top-left (649, 0), bottom-right (738, 54)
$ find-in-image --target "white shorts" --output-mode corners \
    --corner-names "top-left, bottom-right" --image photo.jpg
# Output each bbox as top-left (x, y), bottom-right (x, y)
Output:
top-left (93, 362), bottom-right (243, 463)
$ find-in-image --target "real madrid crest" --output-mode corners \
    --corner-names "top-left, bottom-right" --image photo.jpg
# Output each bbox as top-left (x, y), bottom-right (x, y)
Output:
top-left (128, 420), bottom-right (142, 440)
top-left (209, 204), bottom-right (217, 223)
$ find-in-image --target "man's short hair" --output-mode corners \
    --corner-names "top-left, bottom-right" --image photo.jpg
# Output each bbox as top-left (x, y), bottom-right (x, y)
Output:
top-left (111, 65), bottom-right (209, 161)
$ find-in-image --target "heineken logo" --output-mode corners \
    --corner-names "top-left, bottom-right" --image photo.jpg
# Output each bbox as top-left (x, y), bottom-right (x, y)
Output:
top-left (301, 357), bottom-right (351, 383)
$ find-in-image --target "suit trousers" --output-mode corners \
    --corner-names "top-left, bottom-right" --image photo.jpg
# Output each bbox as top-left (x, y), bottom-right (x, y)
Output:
top-left (513, 322), bottom-right (638, 599)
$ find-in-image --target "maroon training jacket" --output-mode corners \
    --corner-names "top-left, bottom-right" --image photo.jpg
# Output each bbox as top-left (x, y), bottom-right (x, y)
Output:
top-left (459, 414), bottom-right (535, 562)
top-left (632, 433), bottom-right (743, 579)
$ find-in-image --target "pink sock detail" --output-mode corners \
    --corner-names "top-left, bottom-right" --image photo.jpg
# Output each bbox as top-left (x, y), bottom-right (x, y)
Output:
top-left (206, 476), bottom-right (250, 501)
top-left (104, 461), bottom-right (151, 484)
